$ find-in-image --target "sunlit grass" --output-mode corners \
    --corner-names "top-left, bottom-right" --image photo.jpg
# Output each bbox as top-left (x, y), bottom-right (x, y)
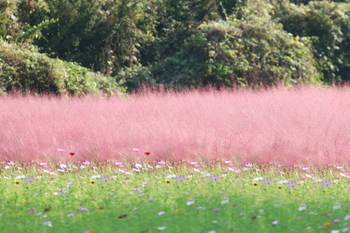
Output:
top-left (1, 160), bottom-right (350, 233)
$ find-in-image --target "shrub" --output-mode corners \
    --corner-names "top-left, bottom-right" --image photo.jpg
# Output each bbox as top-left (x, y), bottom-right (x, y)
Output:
top-left (124, 1), bottom-right (321, 90)
top-left (0, 40), bottom-right (123, 95)
top-left (275, 1), bottom-right (350, 84)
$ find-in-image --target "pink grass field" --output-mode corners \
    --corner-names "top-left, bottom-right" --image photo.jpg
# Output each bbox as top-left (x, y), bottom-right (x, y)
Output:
top-left (1, 86), bottom-right (350, 166)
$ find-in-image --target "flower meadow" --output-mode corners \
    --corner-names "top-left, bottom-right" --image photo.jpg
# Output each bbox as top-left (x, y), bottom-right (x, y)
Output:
top-left (1, 160), bottom-right (350, 233)
top-left (1, 86), bottom-right (350, 232)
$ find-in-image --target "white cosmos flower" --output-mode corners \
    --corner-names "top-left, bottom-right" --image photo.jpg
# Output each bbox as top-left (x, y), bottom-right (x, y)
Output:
top-left (254, 177), bottom-right (264, 181)
top-left (186, 200), bottom-right (195, 206)
top-left (221, 198), bottom-right (230, 204)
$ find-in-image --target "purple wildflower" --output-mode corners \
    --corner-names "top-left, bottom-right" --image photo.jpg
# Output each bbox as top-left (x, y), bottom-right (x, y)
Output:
top-left (322, 181), bottom-right (332, 186)
top-left (28, 210), bottom-right (35, 214)
top-left (212, 208), bottom-right (221, 213)
top-left (100, 177), bottom-right (110, 182)
top-left (210, 176), bottom-right (220, 180)
top-left (142, 182), bottom-right (149, 185)
top-left (43, 221), bottom-right (52, 227)
top-left (264, 179), bottom-right (272, 184)
top-left (77, 207), bottom-right (88, 211)
top-left (271, 220), bottom-right (280, 225)
top-left (176, 177), bottom-right (185, 181)
top-left (25, 177), bottom-right (35, 182)
top-left (288, 182), bottom-right (297, 187)
top-left (333, 218), bottom-right (341, 223)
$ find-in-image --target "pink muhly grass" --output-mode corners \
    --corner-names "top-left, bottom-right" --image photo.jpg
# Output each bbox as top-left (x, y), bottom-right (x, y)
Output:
top-left (1, 86), bottom-right (350, 166)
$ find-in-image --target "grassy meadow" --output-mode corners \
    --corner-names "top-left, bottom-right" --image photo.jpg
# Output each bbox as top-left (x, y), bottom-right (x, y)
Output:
top-left (1, 86), bottom-right (350, 232)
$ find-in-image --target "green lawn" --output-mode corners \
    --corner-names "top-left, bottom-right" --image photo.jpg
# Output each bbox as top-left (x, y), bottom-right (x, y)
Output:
top-left (1, 161), bottom-right (349, 233)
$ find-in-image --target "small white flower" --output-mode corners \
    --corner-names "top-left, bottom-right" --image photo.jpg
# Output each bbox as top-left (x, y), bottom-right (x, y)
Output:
top-left (333, 204), bottom-right (342, 210)
top-left (221, 198), bottom-right (230, 204)
top-left (158, 211), bottom-right (165, 215)
top-left (298, 205), bottom-right (307, 211)
top-left (330, 230), bottom-right (340, 233)
top-left (157, 226), bottom-right (166, 230)
top-left (208, 231), bottom-right (216, 233)
top-left (16, 175), bottom-right (26, 179)
top-left (279, 180), bottom-right (289, 184)
top-left (344, 215), bottom-right (350, 221)
top-left (187, 200), bottom-right (195, 206)
top-left (135, 163), bottom-right (142, 168)
top-left (166, 174), bottom-right (177, 179)
top-left (91, 175), bottom-right (102, 179)
top-left (254, 177), bottom-right (264, 181)
top-left (60, 164), bottom-right (67, 169)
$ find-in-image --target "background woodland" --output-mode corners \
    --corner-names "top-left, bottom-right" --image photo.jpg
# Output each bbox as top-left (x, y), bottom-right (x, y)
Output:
top-left (1, 0), bottom-right (350, 95)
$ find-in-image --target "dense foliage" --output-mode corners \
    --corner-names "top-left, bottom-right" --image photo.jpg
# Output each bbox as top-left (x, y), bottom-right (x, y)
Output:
top-left (0, 0), bottom-right (350, 94)
top-left (275, 1), bottom-right (350, 84)
top-left (0, 41), bottom-right (121, 95)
